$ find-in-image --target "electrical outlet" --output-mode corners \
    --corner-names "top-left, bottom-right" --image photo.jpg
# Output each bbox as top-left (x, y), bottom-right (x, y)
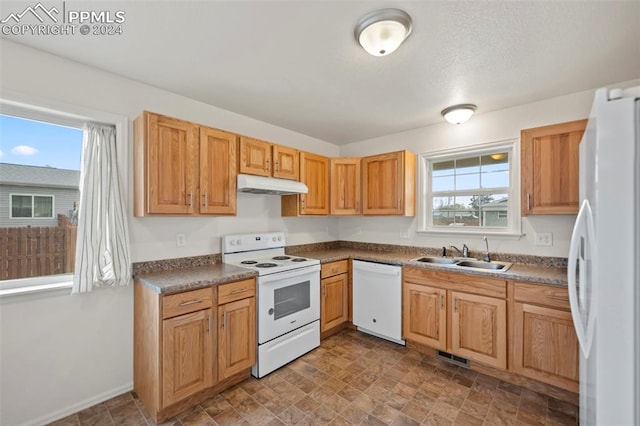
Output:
top-left (176, 233), bottom-right (186, 247)
top-left (534, 232), bottom-right (553, 246)
top-left (355, 227), bottom-right (362, 235)
top-left (400, 231), bottom-right (410, 239)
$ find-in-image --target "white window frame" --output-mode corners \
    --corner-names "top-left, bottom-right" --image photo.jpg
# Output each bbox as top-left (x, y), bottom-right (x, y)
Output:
top-left (0, 95), bottom-right (129, 297)
top-left (9, 193), bottom-right (56, 219)
top-left (417, 139), bottom-right (522, 237)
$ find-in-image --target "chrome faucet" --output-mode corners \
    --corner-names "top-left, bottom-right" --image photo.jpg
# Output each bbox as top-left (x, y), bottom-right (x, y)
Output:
top-left (483, 236), bottom-right (491, 262)
top-left (449, 244), bottom-right (469, 258)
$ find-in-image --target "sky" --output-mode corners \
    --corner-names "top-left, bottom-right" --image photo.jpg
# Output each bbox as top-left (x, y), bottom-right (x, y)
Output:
top-left (0, 114), bottom-right (83, 171)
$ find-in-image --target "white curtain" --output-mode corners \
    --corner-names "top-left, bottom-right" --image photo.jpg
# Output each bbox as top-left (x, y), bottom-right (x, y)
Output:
top-left (73, 123), bottom-right (131, 294)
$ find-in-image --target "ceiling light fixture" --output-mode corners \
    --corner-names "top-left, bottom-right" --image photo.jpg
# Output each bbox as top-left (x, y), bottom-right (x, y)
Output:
top-left (441, 104), bottom-right (477, 124)
top-left (354, 9), bottom-right (413, 57)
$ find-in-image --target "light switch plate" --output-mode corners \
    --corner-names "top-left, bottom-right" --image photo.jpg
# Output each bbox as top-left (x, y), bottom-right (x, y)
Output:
top-left (176, 233), bottom-right (186, 247)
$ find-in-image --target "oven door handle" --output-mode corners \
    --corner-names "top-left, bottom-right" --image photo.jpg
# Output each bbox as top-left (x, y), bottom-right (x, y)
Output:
top-left (258, 264), bottom-right (320, 284)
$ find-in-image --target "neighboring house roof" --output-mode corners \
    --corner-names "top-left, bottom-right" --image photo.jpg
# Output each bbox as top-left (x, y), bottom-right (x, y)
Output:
top-left (480, 197), bottom-right (509, 211)
top-left (0, 163), bottom-right (80, 189)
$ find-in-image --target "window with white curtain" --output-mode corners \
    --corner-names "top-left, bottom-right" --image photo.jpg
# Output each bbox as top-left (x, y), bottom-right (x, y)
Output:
top-left (0, 104), bottom-right (131, 295)
top-left (417, 140), bottom-right (521, 236)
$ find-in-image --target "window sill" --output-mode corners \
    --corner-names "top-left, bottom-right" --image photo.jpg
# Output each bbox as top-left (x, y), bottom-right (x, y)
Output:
top-left (0, 281), bottom-right (72, 298)
top-left (417, 229), bottom-right (525, 240)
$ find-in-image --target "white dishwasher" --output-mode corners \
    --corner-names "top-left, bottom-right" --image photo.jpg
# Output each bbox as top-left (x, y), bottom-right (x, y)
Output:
top-left (352, 260), bottom-right (405, 345)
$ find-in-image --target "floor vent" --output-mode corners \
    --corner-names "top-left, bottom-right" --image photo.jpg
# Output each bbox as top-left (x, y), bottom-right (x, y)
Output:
top-left (437, 350), bottom-right (470, 368)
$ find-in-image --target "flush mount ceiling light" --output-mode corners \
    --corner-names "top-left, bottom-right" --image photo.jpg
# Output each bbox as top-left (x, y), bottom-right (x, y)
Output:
top-left (441, 104), bottom-right (477, 124)
top-left (354, 8), bottom-right (413, 57)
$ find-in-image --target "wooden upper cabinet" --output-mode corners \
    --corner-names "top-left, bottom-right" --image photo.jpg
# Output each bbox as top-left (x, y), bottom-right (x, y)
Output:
top-left (330, 158), bottom-right (361, 215)
top-left (134, 111), bottom-right (238, 216)
top-left (272, 144), bottom-right (299, 180)
top-left (200, 127), bottom-right (237, 215)
top-left (281, 151), bottom-right (329, 216)
top-left (521, 119), bottom-right (586, 215)
top-left (362, 150), bottom-right (415, 216)
top-left (239, 137), bottom-right (299, 180)
top-left (135, 112), bottom-right (199, 215)
top-left (239, 136), bottom-right (272, 177)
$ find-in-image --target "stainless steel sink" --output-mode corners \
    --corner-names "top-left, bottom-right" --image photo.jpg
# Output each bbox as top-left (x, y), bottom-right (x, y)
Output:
top-left (411, 256), bottom-right (458, 265)
top-left (455, 260), bottom-right (512, 271)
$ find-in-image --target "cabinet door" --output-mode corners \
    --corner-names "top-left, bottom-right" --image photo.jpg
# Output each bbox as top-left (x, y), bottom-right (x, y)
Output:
top-left (162, 308), bottom-right (214, 407)
top-left (521, 119), bottom-right (586, 215)
top-left (299, 152), bottom-right (329, 215)
top-left (362, 151), bottom-right (415, 216)
top-left (146, 113), bottom-right (199, 214)
top-left (272, 144), bottom-right (299, 180)
top-left (451, 292), bottom-right (506, 369)
top-left (402, 283), bottom-right (447, 350)
top-left (239, 136), bottom-right (272, 177)
top-left (218, 297), bottom-right (256, 380)
top-left (330, 158), bottom-right (361, 215)
top-left (321, 273), bottom-right (348, 332)
top-left (200, 127), bottom-right (237, 215)
top-left (513, 302), bottom-right (579, 392)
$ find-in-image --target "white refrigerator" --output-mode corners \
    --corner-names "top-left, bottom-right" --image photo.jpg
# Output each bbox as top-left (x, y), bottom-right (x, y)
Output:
top-left (568, 86), bottom-right (639, 425)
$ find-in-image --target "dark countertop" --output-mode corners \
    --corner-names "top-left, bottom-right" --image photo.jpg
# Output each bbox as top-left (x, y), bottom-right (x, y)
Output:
top-left (136, 263), bottom-right (257, 295)
top-left (136, 247), bottom-right (567, 295)
top-left (296, 248), bottom-right (568, 286)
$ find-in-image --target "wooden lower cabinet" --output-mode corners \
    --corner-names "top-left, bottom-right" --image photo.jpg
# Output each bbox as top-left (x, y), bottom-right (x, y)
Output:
top-left (403, 283), bottom-right (446, 350)
top-left (402, 267), bottom-right (507, 369)
top-left (451, 291), bottom-right (507, 369)
top-left (320, 260), bottom-right (350, 335)
top-left (218, 297), bottom-right (256, 380)
top-left (162, 308), bottom-right (214, 407)
top-left (512, 282), bottom-right (579, 393)
top-left (134, 278), bottom-right (256, 423)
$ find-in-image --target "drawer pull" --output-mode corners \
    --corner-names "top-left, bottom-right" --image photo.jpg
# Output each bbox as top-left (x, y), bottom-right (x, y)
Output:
top-left (179, 299), bottom-right (203, 306)
top-left (230, 288), bottom-right (248, 295)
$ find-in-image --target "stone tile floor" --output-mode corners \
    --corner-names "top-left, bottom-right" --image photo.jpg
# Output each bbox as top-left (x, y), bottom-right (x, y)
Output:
top-left (49, 329), bottom-right (577, 425)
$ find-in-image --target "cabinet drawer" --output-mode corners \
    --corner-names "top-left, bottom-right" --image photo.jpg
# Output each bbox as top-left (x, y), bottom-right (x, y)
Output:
top-left (514, 282), bottom-right (570, 309)
top-left (162, 288), bottom-right (213, 319)
top-left (321, 260), bottom-right (349, 279)
top-left (218, 279), bottom-right (256, 305)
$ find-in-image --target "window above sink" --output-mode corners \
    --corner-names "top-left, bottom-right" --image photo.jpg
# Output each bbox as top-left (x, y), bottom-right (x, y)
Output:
top-left (417, 140), bottom-right (522, 237)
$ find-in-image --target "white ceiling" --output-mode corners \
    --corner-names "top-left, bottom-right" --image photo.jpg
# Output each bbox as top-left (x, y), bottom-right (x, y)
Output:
top-left (3, 1), bottom-right (640, 144)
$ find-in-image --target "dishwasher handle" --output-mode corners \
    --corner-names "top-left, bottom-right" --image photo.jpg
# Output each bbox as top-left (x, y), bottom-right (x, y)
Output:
top-left (353, 260), bottom-right (401, 276)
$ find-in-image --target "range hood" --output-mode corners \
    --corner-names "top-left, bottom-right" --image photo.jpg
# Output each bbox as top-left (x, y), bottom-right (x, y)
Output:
top-left (237, 174), bottom-right (308, 195)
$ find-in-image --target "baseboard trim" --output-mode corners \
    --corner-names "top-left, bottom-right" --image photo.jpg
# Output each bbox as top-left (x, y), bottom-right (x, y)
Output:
top-left (20, 382), bottom-right (133, 426)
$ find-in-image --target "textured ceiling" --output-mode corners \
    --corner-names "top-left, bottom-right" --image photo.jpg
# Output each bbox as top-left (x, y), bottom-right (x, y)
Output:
top-left (2, 1), bottom-right (639, 144)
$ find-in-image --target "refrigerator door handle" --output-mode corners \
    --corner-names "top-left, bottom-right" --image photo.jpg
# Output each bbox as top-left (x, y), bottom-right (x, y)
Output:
top-left (568, 199), bottom-right (597, 358)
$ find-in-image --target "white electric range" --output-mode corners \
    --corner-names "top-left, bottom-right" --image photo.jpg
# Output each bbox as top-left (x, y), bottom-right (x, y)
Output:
top-left (222, 232), bottom-right (320, 378)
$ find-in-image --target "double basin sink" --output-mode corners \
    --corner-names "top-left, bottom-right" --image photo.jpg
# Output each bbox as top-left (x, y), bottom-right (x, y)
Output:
top-left (410, 256), bottom-right (512, 272)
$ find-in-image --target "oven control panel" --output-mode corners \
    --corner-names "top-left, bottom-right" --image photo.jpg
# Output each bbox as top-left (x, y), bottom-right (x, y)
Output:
top-left (222, 232), bottom-right (286, 253)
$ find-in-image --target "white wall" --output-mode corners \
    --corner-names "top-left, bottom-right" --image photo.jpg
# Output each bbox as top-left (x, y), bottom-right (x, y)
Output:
top-left (0, 39), bottom-right (338, 426)
top-left (338, 80), bottom-right (639, 257)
